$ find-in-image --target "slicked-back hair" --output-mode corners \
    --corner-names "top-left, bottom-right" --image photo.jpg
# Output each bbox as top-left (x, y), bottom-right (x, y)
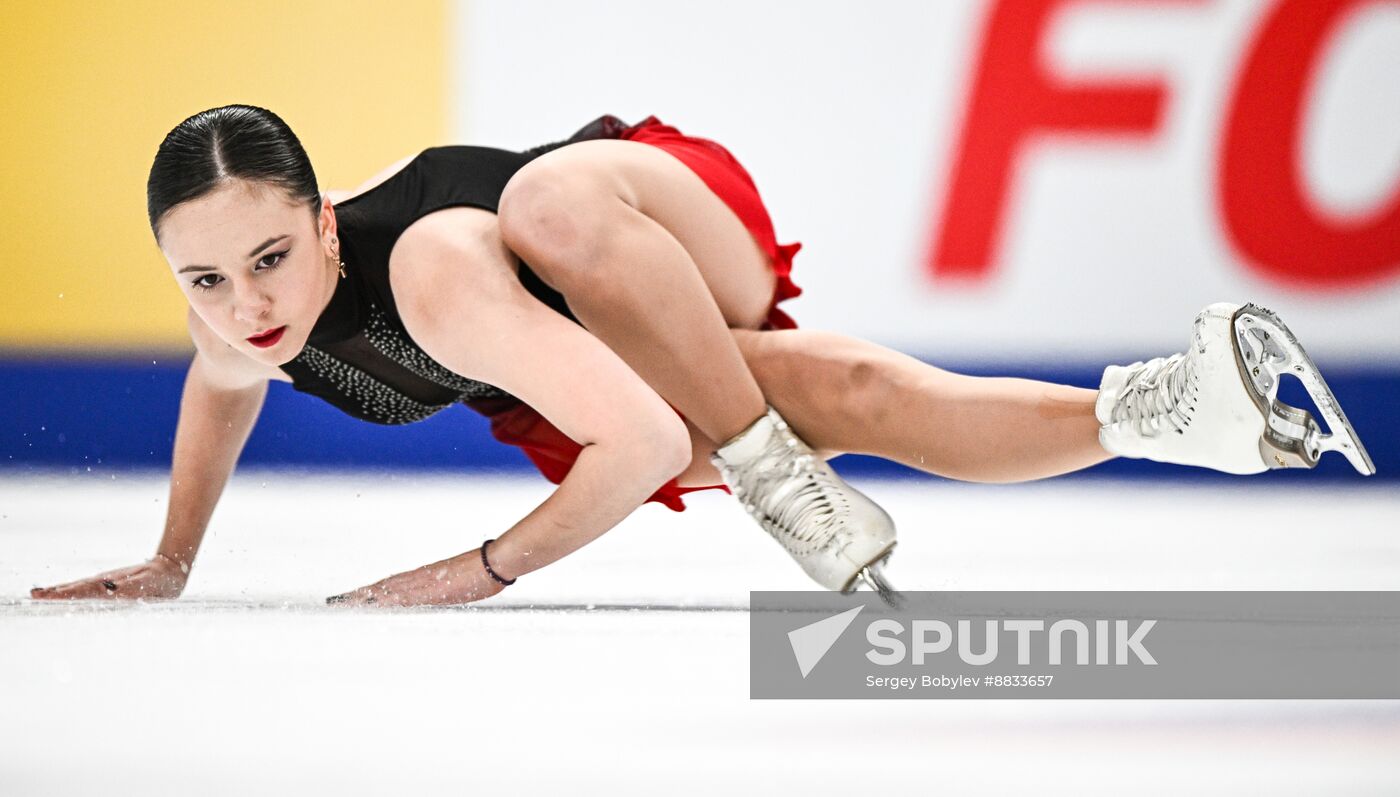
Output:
top-left (147, 104), bottom-right (321, 242)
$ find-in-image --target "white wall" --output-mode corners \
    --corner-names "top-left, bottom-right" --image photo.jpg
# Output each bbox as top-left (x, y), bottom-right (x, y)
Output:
top-left (453, 0), bottom-right (1400, 365)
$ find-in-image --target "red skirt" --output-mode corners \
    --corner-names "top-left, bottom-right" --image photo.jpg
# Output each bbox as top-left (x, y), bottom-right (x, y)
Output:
top-left (474, 116), bottom-right (804, 512)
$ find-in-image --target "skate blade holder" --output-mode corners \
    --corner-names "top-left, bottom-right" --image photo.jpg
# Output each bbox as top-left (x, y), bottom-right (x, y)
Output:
top-left (843, 549), bottom-right (905, 609)
top-left (1234, 304), bottom-right (1376, 475)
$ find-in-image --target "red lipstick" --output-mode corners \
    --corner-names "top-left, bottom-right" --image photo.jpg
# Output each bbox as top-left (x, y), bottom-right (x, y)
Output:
top-left (247, 326), bottom-right (286, 348)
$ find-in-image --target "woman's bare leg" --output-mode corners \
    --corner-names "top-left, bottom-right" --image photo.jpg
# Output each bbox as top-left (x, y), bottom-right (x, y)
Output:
top-left (674, 329), bottom-right (1112, 487)
top-left (496, 140), bottom-right (1105, 484)
top-left (498, 139), bottom-right (778, 445)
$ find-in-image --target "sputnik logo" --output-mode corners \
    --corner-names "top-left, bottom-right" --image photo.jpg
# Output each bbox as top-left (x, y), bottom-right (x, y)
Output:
top-left (788, 605), bottom-right (865, 678)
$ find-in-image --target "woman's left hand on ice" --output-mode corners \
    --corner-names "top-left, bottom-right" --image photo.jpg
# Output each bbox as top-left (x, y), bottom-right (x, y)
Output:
top-left (325, 549), bottom-right (506, 607)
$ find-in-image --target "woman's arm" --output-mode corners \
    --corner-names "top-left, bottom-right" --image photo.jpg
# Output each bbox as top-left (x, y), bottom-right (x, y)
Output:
top-left (31, 310), bottom-right (268, 600)
top-left (156, 314), bottom-right (270, 572)
top-left (326, 209), bottom-right (692, 606)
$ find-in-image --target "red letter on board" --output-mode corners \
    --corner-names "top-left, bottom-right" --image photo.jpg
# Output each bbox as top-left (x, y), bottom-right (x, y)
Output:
top-left (1220, 0), bottom-right (1400, 288)
top-left (929, 0), bottom-right (1178, 280)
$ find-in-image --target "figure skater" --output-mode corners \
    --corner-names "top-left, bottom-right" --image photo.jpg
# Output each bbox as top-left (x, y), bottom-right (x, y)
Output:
top-left (27, 106), bottom-right (1373, 608)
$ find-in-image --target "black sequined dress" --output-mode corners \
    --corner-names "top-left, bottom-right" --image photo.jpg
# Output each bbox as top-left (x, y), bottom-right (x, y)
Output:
top-left (277, 117), bottom-right (629, 426)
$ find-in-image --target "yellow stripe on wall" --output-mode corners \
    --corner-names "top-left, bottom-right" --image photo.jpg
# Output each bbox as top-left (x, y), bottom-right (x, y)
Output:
top-left (0, 0), bottom-right (450, 350)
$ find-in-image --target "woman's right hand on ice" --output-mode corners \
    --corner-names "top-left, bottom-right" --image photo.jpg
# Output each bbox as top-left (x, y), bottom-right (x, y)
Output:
top-left (29, 553), bottom-right (188, 602)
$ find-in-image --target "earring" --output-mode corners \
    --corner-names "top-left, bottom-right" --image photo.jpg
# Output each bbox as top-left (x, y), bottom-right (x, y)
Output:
top-left (331, 237), bottom-right (346, 279)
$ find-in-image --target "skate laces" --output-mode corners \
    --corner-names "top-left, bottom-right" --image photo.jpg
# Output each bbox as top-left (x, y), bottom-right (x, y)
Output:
top-left (1111, 352), bottom-right (1198, 436)
top-left (716, 417), bottom-right (852, 557)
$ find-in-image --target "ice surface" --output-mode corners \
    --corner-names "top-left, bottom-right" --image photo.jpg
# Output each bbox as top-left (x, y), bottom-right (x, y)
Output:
top-left (2, 471), bottom-right (1398, 795)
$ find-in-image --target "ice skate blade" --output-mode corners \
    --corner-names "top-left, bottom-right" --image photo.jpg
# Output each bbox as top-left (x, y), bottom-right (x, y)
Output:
top-left (849, 556), bottom-right (904, 609)
top-left (1233, 304), bottom-right (1376, 476)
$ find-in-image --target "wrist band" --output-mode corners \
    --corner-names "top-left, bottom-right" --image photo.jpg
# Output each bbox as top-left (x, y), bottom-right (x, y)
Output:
top-left (480, 538), bottom-right (516, 586)
top-left (155, 551), bottom-right (190, 575)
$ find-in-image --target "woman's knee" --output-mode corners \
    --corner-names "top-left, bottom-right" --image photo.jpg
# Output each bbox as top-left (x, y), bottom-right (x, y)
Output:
top-left (498, 159), bottom-right (628, 284)
top-left (745, 330), bottom-right (899, 434)
top-left (801, 334), bottom-right (898, 432)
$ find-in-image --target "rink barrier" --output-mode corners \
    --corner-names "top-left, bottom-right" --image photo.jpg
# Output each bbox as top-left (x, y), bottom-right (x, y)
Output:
top-left (1, 355), bottom-right (1394, 482)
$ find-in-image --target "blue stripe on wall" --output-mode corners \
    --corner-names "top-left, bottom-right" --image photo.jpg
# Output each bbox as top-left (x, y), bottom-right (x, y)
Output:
top-left (1, 355), bottom-right (1394, 483)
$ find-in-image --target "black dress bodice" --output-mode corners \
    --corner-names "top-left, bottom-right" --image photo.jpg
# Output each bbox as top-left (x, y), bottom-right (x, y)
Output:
top-left (277, 116), bottom-right (628, 425)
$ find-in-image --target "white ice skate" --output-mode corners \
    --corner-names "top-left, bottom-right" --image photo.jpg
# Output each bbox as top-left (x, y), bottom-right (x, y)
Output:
top-left (1097, 302), bottom-right (1375, 475)
top-left (711, 405), bottom-right (902, 606)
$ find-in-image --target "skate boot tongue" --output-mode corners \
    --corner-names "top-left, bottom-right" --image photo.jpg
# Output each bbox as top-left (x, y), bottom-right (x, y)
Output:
top-left (710, 406), bottom-right (900, 597)
top-left (1104, 354), bottom-right (1192, 435)
top-left (716, 409), bottom-right (838, 551)
top-left (715, 412), bottom-right (778, 464)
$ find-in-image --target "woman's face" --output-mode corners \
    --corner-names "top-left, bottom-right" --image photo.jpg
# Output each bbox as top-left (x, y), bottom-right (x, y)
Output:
top-left (158, 180), bottom-right (338, 366)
